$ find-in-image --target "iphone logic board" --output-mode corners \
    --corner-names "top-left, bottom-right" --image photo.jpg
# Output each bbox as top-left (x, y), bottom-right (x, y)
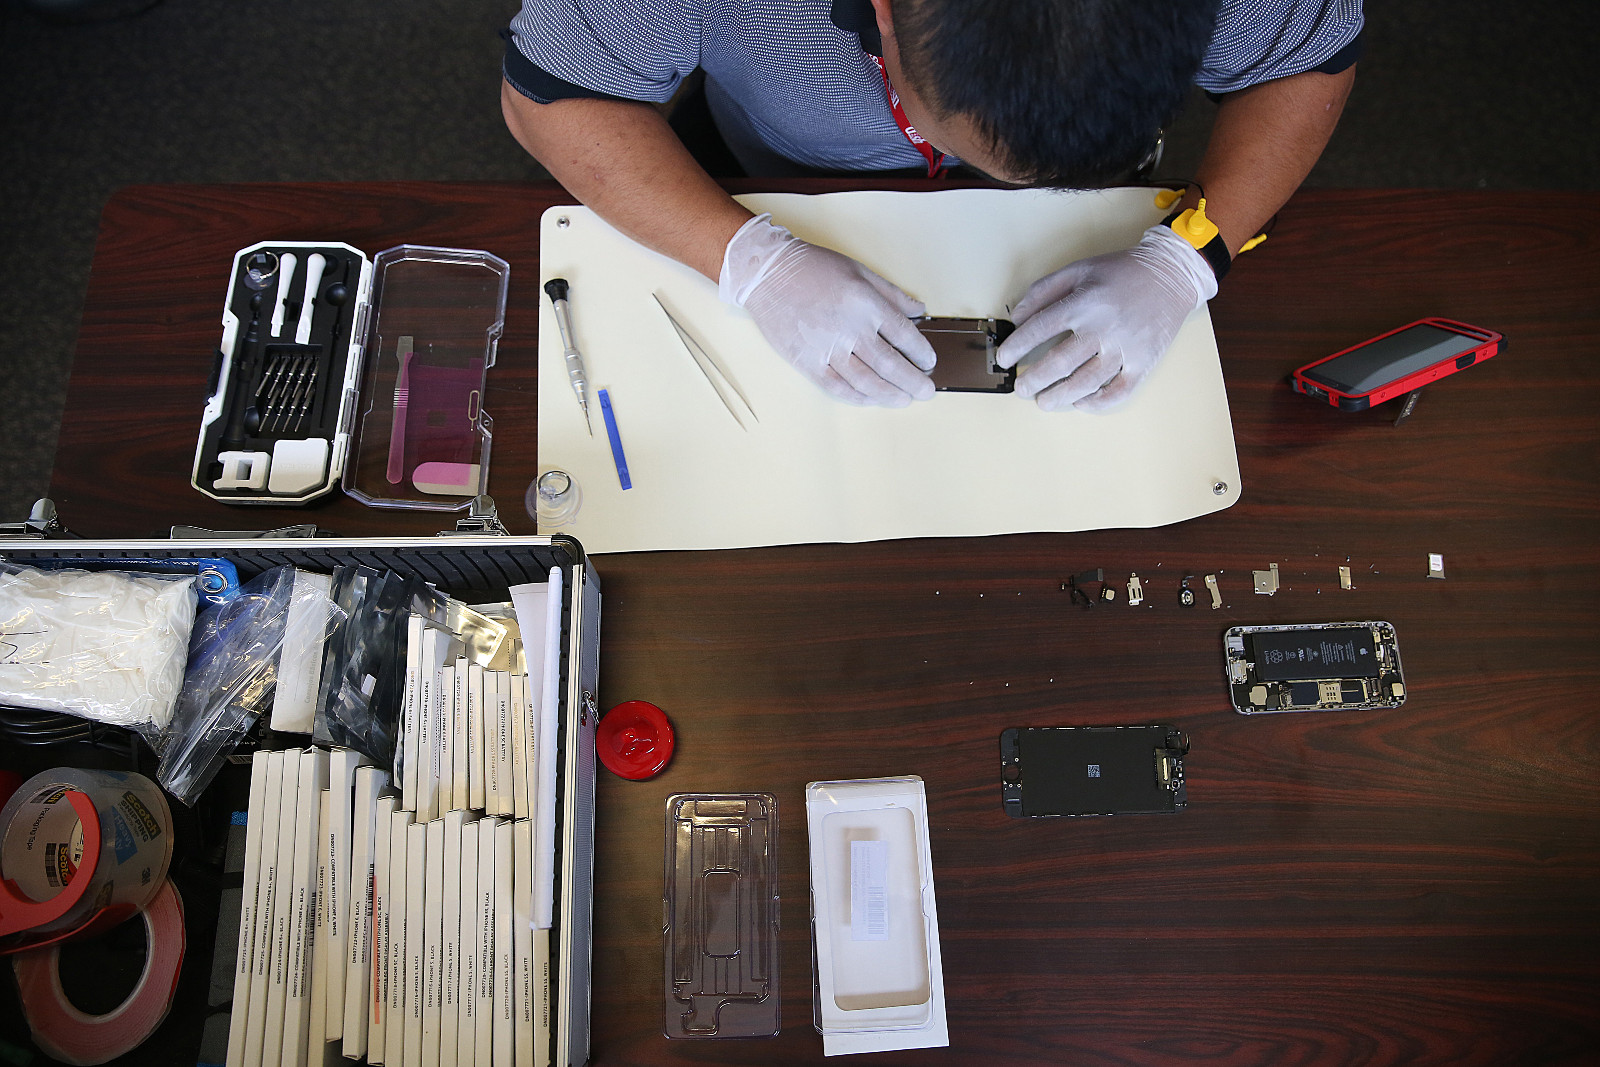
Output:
top-left (1225, 621), bottom-right (1405, 714)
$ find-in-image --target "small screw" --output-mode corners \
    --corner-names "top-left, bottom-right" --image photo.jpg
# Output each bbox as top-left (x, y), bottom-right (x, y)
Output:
top-left (556, 216), bottom-right (571, 228)
top-left (1212, 481), bottom-right (1228, 495)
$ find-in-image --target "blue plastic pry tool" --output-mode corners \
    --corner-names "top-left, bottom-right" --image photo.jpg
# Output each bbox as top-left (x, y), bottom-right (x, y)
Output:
top-left (598, 388), bottom-right (632, 490)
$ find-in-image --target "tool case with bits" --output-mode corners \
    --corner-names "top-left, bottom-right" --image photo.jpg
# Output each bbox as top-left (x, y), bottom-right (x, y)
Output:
top-left (191, 241), bottom-right (506, 510)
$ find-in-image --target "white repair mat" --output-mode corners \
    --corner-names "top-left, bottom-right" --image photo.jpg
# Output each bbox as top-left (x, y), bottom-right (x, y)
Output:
top-left (536, 187), bottom-right (1240, 553)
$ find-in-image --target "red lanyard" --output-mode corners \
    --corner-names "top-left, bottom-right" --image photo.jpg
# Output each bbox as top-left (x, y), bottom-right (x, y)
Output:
top-left (869, 55), bottom-right (947, 178)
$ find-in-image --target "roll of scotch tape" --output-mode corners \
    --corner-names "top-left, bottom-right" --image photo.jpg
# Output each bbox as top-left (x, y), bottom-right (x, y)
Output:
top-left (11, 879), bottom-right (186, 1065)
top-left (0, 768), bottom-right (174, 945)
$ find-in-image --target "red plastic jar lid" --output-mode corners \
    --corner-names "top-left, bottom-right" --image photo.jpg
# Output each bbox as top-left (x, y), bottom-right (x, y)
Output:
top-left (596, 700), bottom-right (675, 780)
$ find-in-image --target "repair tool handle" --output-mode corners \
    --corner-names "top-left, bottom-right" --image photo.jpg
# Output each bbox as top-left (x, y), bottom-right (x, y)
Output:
top-left (269, 252), bottom-right (297, 337)
top-left (219, 304), bottom-right (266, 451)
top-left (544, 278), bottom-right (590, 413)
top-left (294, 252), bottom-right (327, 345)
top-left (387, 339), bottom-right (414, 484)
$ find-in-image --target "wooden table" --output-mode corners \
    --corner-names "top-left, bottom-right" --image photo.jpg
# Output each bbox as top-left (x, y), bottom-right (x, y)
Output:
top-left (37, 183), bottom-right (1600, 1065)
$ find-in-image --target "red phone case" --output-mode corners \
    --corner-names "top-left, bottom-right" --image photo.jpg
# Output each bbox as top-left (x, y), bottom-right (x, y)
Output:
top-left (1292, 317), bottom-right (1503, 411)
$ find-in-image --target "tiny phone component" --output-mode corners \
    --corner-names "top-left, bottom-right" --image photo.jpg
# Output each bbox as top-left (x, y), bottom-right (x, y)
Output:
top-left (918, 316), bottom-right (1016, 393)
top-left (1253, 563), bottom-right (1280, 596)
top-left (1427, 553), bottom-right (1446, 579)
top-left (1000, 725), bottom-right (1189, 817)
top-left (1205, 574), bottom-right (1222, 609)
top-left (1127, 573), bottom-right (1144, 605)
top-left (1224, 621), bottom-right (1405, 715)
top-left (1291, 317), bottom-right (1502, 411)
top-left (1179, 575), bottom-right (1196, 607)
top-left (1065, 568), bottom-right (1104, 606)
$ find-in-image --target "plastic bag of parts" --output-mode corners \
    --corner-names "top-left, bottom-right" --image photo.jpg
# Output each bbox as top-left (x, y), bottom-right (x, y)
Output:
top-left (446, 598), bottom-right (509, 667)
top-left (21, 555), bottom-right (241, 606)
top-left (311, 565), bottom-right (382, 749)
top-left (0, 561), bottom-right (197, 739)
top-left (158, 566), bottom-right (343, 805)
top-left (313, 567), bottom-right (431, 766)
top-left (467, 601), bottom-right (524, 672)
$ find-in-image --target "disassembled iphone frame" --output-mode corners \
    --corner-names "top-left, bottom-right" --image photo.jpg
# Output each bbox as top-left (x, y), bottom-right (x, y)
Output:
top-left (1224, 621), bottom-right (1406, 715)
top-left (1000, 725), bottom-right (1189, 817)
top-left (917, 316), bottom-right (1016, 393)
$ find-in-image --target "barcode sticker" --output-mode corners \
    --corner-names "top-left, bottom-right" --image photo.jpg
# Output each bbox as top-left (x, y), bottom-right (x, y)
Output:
top-left (850, 840), bottom-right (889, 942)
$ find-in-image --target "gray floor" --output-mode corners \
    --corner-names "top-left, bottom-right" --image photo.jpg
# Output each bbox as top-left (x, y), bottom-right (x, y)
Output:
top-left (2, 0), bottom-right (1595, 525)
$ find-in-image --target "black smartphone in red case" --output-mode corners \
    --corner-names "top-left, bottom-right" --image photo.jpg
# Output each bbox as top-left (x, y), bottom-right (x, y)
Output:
top-left (1292, 317), bottom-right (1502, 411)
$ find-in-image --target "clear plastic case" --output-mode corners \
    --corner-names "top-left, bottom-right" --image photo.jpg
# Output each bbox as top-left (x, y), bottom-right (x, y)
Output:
top-left (663, 793), bottom-right (780, 1039)
top-left (344, 245), bottom-right (508, 511)
top-left (192, 241), bottom-right (373, 505)
top-left (805, 777), bottom-right (948, 1055)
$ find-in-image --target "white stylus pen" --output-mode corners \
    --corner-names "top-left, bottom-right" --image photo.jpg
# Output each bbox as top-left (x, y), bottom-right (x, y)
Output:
top-left (294, 253), bottom-right (326, 344)
top-left (270, 252), bottom-right (298, 337)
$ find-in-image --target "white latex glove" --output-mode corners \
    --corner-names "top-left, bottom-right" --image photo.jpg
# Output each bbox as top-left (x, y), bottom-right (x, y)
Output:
top-left (996, 223), bottom-right (1219, 413)
top-left (720, 214), bottom-right (937, 407)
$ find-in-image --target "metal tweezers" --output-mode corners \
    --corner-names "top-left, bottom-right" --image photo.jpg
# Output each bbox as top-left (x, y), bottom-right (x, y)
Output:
top-left (653, 293), bottom-right (758, 430)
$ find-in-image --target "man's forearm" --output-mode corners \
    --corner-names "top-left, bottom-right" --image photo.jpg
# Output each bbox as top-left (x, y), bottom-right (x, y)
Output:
top-left (1183, 65), bottom-right (1357, 257)
top-left (501, 80), bottom-right (752, 281)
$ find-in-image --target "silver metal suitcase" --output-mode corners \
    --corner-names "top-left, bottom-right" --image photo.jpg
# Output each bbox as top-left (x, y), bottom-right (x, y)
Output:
top-left (0, 519), bottom-right (601, 1067)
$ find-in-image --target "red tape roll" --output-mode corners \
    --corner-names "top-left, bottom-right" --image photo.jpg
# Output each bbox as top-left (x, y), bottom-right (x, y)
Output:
top-left (11, 879), bottom-right (186, 1066)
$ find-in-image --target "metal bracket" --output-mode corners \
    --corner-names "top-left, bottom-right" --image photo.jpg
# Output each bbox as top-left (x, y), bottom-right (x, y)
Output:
top-left (442, 495), bottom-right (509, 537)
top-left (1205, 574), bottom-right (1223, 610)
top-left (0, 499), bottom-right (73, 540)
top-left (1252, 563), bottom-right (1280, 596)
top-left (1127, 573), bottom-right (1144, 606)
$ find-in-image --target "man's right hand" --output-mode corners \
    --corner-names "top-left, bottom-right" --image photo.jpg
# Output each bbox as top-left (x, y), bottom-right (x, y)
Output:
top-left (720, 215), bottom-right (937, 407)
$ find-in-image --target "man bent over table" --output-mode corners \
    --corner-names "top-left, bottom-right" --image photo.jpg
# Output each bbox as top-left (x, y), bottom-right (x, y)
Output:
top-left (502, 0), bottom-right (1360, 411)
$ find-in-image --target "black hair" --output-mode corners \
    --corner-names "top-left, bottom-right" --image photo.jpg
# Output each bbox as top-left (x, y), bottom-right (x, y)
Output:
top-left (893, 0), bottom-right (1221, 187)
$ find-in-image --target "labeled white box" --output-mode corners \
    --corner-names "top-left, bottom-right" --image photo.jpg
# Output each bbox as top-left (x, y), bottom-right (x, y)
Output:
top-left (226, 751), bottom-right (273, 1067)
top-left (457, 821), bottom-right (482, 1067)
top-left (805, 776), bottom-right (947, 1057)
top-left (282, 750), bottom-right (331, 1067)
top-left (452, 657), bottom-right (471, 812)
top-left (344, 767), bottom-right (389, 1058)
top-left (367, 794), bottom-right (400, 1063)
top-left (386, 810), bottom-right (414, 1066)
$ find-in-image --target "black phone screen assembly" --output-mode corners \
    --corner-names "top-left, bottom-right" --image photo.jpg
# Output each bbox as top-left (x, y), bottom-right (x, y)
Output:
top-left (918, 316), bottom-right (1016, 393)
top-left (1000, 725), bottom-right (1189, 817)
top-left (1224, 621), bottom-right (1405, 714)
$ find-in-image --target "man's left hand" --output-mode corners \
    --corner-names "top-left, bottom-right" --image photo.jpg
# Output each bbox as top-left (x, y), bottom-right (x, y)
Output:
top-left (995, 224), bottom-right (1218, 412)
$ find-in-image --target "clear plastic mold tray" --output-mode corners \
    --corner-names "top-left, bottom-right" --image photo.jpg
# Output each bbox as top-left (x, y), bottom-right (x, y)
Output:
top-left (662, 793), bottom-right (780, 1039)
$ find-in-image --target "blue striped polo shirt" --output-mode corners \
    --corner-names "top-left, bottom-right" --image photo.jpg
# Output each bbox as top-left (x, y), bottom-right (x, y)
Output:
top-left (505, 0), bottom-right (1364, 176)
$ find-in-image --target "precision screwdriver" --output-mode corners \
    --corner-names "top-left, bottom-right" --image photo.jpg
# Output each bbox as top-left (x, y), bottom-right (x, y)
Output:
top-left (543, 277), bottom-right (592, 436)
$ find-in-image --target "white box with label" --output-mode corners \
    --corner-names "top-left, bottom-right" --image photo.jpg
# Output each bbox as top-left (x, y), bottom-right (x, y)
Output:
top-left (805, 776), bottom-right (948, 1056)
